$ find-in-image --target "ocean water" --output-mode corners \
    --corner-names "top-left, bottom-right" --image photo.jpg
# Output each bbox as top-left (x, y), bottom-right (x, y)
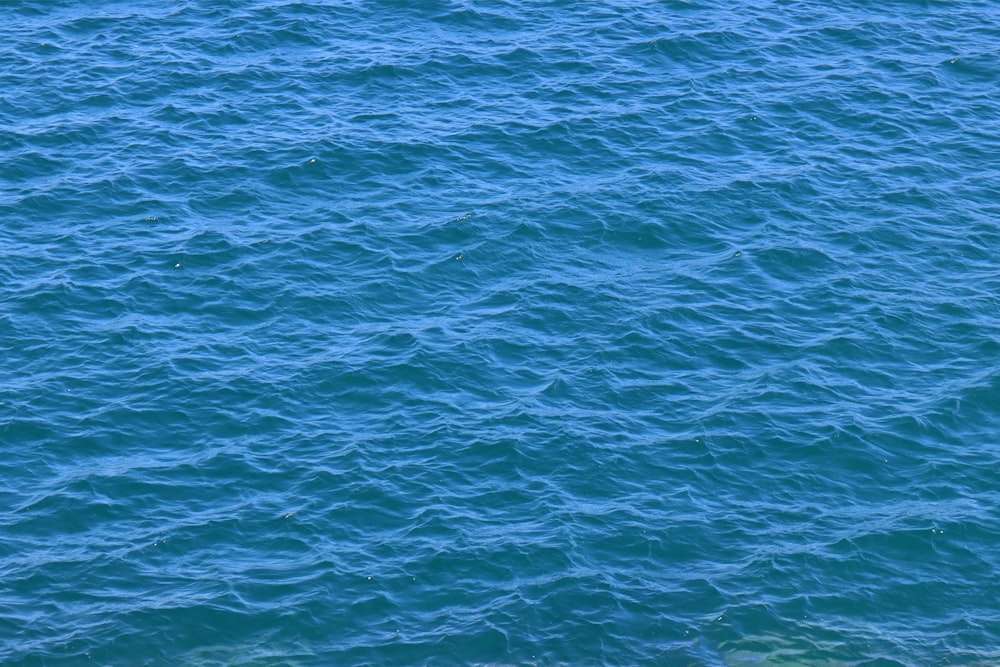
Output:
top-left (2, 0), bottom-right (999, 664)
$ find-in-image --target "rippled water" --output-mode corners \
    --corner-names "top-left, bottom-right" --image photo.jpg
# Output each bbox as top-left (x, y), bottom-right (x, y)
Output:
top-left (3, 1), bottom-right (1000, 664)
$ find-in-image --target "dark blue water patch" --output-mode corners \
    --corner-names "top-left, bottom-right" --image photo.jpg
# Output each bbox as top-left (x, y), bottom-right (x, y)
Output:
top-left (3, 0), bottom-right (1000, 665)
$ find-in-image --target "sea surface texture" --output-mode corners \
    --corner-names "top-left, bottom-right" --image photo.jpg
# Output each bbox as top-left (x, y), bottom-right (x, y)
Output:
top-left (2, 0), bottom-right (999, 665)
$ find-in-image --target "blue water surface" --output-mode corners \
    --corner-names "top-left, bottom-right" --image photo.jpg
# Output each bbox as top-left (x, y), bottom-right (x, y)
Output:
top-left (2, 1), bottom-right (1000, 664)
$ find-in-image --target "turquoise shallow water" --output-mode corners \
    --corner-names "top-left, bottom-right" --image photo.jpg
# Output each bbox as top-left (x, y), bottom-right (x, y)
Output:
top-left (2, 1), bottom-right (1000, 664)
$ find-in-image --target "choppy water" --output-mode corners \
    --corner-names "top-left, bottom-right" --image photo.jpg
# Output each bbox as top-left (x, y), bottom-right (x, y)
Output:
top-left (3, 1), bottom-right (1000, 664)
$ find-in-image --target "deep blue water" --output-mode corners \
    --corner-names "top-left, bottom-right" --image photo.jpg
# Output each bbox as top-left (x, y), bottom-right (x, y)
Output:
top-left (2, 1), bottom-right (1000, 664)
